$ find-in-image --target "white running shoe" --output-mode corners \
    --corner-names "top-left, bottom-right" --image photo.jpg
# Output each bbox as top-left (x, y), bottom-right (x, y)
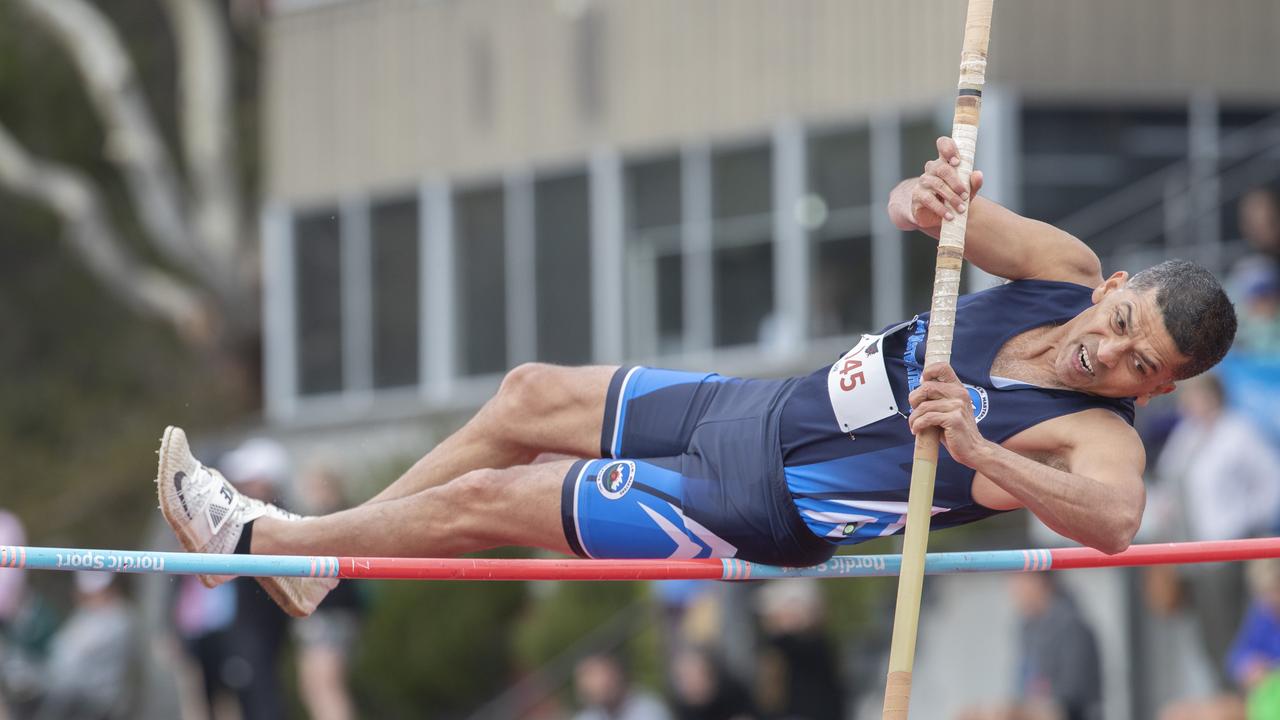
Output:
top-left (156, 426), bottom-right (336, 617)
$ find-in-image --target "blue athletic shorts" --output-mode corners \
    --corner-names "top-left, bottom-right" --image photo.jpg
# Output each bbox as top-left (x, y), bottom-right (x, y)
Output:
top-left (559, 367), bottom-right (836, 566)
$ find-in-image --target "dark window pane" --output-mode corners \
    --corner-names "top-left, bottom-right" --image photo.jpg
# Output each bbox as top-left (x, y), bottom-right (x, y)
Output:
top-left (371, 197), bottom-right (419, 389)
top-left (534, 172), bottom-right (592, 364)
top-left (809, 127), bottom-right (872, 210)
top-left (295, 210), bottom-right (343, 395)
top-left (625, 156), bottom-right (683, 356)
top-left (809, 126), bottom-right (874, 336)
top-left (455, 186), bottom-right (507, 376)
top-left (627, 158), bottom-right (682, 229)
top-left (811, 235), bottom-right (873, 337)
top-left (712, 144), bottom-right (774, 347)
top-left (713, 146), bottom-right (772, 220)
top-left (714, 243), bottom-right (774, 347)
top-left (1021, 106), bottom-right (1189, 257)
top-left (656, 252), bottom-right (684, 352)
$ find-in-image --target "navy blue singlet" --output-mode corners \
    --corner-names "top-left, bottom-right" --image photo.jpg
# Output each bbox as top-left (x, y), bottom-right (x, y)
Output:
top-left (779, 279), bottom-right (1136, 544)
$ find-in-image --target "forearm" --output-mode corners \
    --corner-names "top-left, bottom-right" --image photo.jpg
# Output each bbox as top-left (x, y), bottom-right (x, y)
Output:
top-left (888, 178), bottom-right (1102, 283)
top-left (970, 441), bottom-right (1143, 553)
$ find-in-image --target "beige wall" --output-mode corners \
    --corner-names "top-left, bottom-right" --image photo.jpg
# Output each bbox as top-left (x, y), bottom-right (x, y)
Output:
top-left (263, 0), bottom-right (1280, 204)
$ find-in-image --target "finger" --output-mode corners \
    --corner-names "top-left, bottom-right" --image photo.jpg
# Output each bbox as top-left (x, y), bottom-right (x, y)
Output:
top-left (922, 363), bottom-right (959, 383)
top-left (919, 176), bottom-right (964, 215)
top-left (936, 136), bottom-right (960, 166)
top-left (925, 160), bottom-right (970, 203)
top-left (909, 410), bottom-right (949, 435)
top-left (912, 190), bottom-right (952, 223)
top-left (970, 170), bottom-right (984, 196)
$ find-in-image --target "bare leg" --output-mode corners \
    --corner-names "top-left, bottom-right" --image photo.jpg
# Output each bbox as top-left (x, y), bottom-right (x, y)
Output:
top-left (365, 364), bottom-right (616, 504)
top-left (254, 460), bottom-right (576, 557)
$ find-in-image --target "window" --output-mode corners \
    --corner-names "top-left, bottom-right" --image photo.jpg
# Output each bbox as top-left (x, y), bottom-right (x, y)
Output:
top-left (712, 144), bottom-right (774, 347)
top-left (807, 127), bottom-right (874, 337)
top-left (370, 197), bottom-right (420, 389)
top-left (454, 186), bottom-right (508, 376)
top-left (624, 156), bottom-right (683, 357)
top-left (534, 172), bottom-right (593, 365)
top-left (294, 209), bottom-right (343, 395)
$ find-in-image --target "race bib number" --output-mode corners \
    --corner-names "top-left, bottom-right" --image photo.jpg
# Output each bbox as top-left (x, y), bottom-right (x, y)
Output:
top-left (827, 332), bottom-right (900, 435)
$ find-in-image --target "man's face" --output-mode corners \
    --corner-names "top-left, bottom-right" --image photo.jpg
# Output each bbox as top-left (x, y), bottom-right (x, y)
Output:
top-left (1053, 272), bottom-right (1187, 403)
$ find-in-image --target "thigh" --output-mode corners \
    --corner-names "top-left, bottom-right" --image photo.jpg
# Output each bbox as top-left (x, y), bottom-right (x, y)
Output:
top-left (562, 456), bottom-right (736, 560)
top-left (601, 367), bottom-right (731, 459)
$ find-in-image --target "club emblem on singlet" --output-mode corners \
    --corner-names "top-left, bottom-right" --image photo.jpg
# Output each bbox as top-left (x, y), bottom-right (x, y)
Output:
top-left (597, 460), bottom-right (636, 500)
top-left (965, 384), bottom-right (990, 423)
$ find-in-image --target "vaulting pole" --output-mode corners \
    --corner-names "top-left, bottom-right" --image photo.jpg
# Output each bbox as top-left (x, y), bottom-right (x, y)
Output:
top-left (882, 2), bottom-right (994, 718)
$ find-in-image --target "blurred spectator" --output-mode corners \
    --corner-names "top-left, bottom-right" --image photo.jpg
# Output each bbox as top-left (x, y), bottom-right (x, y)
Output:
top-left (670, 646), bottom-right (756, 720)
top-left (572, 651), bottom-right (672, 720)
top-left (1011, 574), bottom-right (1102, 720)
top-left (1233, 264), bottom-right (1280, 356)
top-left (219, 437), bottom-right (294, 720)
top-left (0, 511), bottom-right (58, 717)
top-left (1148, 374), bottom-right (1280, 686)
top-left (754, 579), bottom-right (843, 720)
top-left (171, 575), bottom-right (237, 719)
top-left (1158, 558), bottom-right (1280, 720)
top-left (32, 571), bottom-right (136, 720)
top-left (1229, 560), bottom-right (1280, 695)
top-left (292, 463), bottom-right (364, 720)
top-left (1228, 188), bottom-right (1280, 355)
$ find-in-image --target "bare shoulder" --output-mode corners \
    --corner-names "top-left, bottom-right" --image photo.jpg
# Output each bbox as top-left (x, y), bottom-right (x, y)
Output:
top-left (1004, 407), bottom-right (1145, 471)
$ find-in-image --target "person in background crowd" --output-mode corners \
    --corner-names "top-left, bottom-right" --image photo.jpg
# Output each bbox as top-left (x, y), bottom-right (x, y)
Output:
top-left (218, 438), bottom-right (295, 720)
top-left (1233, 266), bottom-right (1280, 355)
top-left (171, 574), bottom-right (237, 720)
top-left (572, 651), bottom-right (672, 720)
top-left (1159, 559), bottom-right (1280, 720)
top-left (1148, 373), bottom-right (1280, 687)
top-left (670, 646), bottom-right (756, 720)
top-left (292, 463), bottom-right (364, 720)
top-left (0, 511), bottom-right (58, 719)
top-left (753, 579), bottom-right (843, 720)
top-left (1227, 187), bottom-right (1280, 355)
top-left (32, 571), bottom-right (136, 720)
top-left (960, 574), bottom-right (1102, 720)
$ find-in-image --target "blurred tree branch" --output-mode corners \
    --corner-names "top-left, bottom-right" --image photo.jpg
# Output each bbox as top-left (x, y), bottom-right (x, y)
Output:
top-left (0, 0), bottom-right (255, 357)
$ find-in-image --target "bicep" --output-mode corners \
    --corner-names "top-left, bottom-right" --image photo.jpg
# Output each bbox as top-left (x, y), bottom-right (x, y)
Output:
top-left (1064, 417), bottom-right (1147, 505)
top-left (963, 198), bottom-right (1103, 285)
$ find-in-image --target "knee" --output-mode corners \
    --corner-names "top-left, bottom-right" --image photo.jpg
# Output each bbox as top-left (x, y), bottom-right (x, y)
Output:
top-left (495, 363), bottom-right (569, 417)
top-left (444, 468), bottom-right (507, 510)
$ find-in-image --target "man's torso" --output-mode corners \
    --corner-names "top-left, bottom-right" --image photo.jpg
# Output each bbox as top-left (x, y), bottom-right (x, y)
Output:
top-left (780, 279), bottom-right (1137, 544)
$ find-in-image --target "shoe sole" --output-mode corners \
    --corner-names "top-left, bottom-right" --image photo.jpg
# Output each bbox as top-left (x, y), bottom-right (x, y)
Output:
top-left (156, 426), bottom-right (230, 589)
top-left (156, 426), bottom-right (324, 617)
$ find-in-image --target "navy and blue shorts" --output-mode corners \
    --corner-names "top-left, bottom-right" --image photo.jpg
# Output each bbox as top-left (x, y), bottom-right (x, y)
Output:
top-left (559, 367), bottom-right (835, 567)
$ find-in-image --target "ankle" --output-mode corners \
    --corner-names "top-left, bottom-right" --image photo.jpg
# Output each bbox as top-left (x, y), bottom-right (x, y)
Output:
top-left (234, 520), bottom-right (255, 555)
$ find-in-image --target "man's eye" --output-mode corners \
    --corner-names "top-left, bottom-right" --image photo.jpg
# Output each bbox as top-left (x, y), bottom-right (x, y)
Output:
top-left (1116, 314), bottom-right (1126, 331)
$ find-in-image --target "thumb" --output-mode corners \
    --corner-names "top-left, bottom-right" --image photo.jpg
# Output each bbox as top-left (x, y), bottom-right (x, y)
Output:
top-left (970, 170), bottom-right (984, 196)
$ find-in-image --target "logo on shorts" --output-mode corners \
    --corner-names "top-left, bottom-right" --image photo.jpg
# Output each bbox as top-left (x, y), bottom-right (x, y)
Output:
top-left (597, 460), bottom-right (636, 500)
top-left (964, 384), bottom-right (989, 423)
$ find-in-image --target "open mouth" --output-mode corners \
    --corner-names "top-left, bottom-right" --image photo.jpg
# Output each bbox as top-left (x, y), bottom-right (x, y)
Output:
top-left (1078, 344), bottom-right (1094, 376)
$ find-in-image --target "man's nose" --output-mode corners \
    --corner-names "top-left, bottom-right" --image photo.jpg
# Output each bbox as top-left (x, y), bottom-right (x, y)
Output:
top-left (1097, 339), bottom-right (1127, 367)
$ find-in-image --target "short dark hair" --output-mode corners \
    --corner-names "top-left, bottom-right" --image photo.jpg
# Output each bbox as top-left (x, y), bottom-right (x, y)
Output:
top-left (1127, 259), bottom-right (1237, 380)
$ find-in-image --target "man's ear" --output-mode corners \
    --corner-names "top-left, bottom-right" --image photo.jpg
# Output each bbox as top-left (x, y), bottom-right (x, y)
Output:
top-left (1136, 381), bottom-right (1176, 407)
top-left (1091, 271), bottom-right (1131, 304)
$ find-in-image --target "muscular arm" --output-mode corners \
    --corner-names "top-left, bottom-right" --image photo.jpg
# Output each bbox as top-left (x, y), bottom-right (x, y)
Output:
top-left (968, 413), bottom-right (1146, 554)
top-left (887, 137), bottom-right (1105, 287)
top-left (909, 365), bottom-right (1145, 554)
